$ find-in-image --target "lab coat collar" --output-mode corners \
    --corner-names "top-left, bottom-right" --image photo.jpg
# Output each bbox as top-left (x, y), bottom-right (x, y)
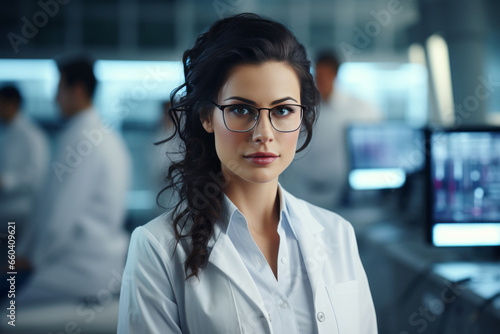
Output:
top-left (64, 106), bottom-right (98, 127)
top-left (4, 112), bottom-right (28, 128)
top-left (207, 183), bottom-right (328, 326)
top-left (281, 186), bottom-right (325, 235)
top-left (219, 183), bottom-right (293, 237)
top-left (2, 112), bottom-right (31, 135)
top-left (209, 182), bottom-right (326, 252)
top-left (9, 112), bottom-right (23, 126)
top-left (323, 89), bottom-right (351, 109)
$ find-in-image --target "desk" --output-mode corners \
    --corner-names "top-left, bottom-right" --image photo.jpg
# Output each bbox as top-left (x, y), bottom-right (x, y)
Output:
top-left (354, 221), bottom-right (500, 334)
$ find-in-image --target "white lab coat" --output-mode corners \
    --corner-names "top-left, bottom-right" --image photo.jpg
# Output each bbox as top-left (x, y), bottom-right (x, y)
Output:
top-left (0, 113), bottom-right (49, 234)
top-left (118, 187), bottom-right (377, 334)
top-left (16, 108), bottom-right (131, 304)
top-left (281, 90), bottom-right (382, 210)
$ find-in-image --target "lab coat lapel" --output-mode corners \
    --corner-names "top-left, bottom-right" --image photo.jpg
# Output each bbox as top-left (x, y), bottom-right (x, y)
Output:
top-left (283, 190), bottom-right (329, 306)
top-left (207, 223), bottom-right (270, 326)
top-left (205, 187), bottom-right (329, 332)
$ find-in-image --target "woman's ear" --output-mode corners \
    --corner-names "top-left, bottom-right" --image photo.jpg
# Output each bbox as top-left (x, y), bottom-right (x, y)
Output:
top-left (201, 116), bottom-right (214, 133)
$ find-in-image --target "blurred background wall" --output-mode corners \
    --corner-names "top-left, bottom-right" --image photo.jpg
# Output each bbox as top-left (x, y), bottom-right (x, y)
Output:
top-left (1, 0), bottom-right (499, 120)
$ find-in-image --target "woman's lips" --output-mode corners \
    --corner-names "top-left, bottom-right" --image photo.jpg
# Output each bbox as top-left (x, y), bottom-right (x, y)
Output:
top-left (244, 152), bottom-right (279, 165)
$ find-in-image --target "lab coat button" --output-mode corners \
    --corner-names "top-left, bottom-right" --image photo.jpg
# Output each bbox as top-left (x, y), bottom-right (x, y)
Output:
top-left (281, 257), bottom-right (288, 264)
top-left (279, 301), bottom-right (288, 309)
top-left (317, 311), bottom-right (326, 322)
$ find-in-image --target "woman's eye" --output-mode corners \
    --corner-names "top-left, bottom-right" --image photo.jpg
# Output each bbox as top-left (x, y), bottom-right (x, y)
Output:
top-left (228, 106), bottom-right (252, 115)
top-left (274, 106), bottom-right (295, 116)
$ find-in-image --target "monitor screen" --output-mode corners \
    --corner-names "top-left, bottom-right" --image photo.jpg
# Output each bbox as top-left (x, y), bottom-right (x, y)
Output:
top-left (347, 122), bottom-right (425, 190)
top-left (426, 128), bottom-right (500, 247)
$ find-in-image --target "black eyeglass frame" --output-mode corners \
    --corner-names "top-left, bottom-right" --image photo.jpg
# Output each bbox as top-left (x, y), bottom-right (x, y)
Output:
top-left (210, 101), bottom-right (305, 133)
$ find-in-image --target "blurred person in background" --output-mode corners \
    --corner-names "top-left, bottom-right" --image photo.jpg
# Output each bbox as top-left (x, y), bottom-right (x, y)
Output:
top-left (0, 85), bottom-right (49, 236)
top-left (0, 85), bottom-right (49, 300)
top-left (15, 56), bottom-right (132, 305)
top-left (281, 50), bottom-right (382, 209)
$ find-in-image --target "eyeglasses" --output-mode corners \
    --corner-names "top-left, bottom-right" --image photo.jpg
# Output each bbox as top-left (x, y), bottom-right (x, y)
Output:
top-left (211, 101), bottom-right (305, 133)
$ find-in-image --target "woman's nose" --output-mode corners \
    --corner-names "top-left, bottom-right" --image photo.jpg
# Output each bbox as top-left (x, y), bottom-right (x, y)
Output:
top-left (252, 111), bottom-right (275, 143)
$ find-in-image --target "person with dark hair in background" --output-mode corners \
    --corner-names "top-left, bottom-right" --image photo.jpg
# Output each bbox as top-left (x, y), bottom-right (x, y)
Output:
top-left (282, 49), bottom-right (382, 209)
top-left (15, 56), bottom-right (132, 305)
top-left (118, 14), bottom-right (377, 334)
top-left (0, 85), bottom-right (49, 301)
top-left (0, 85), bottom-right (49, 235)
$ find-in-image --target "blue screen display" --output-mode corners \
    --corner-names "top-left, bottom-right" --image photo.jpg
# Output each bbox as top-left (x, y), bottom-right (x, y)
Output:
top-left (429, 130), bottom-right (500, 246)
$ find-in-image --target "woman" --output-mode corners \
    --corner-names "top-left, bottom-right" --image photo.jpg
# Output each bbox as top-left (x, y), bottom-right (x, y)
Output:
top-left (118, 13), bottom-right (377, 334)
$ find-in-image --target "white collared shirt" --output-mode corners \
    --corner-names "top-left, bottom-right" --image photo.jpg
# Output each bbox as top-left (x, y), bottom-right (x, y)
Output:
top-left (225, 187), bottom-right (316, 334)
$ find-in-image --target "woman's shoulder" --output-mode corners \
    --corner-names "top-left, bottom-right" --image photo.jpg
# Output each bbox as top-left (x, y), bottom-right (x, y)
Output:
top-left (123, 212), bottom-right (190, 299)
top-left (129, 209), bottom-right (190, 262)
top-left (140, 211), bottom-right (177, 239)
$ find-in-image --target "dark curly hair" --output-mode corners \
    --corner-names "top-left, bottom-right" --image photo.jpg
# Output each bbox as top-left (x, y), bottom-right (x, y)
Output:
top-left (156, 13), bottom-right (320, 281)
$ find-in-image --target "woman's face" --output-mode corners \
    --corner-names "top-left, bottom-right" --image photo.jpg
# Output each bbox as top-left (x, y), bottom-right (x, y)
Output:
top-left (202, 61), bottom-right (301, 186)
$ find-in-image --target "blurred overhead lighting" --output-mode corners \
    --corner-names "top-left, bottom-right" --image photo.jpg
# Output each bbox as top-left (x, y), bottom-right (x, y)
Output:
top-left (94, 60), bottom-right (183, 82)
top-left (408, 43), bottom-right (426, 66)
top-left (426, 34), bottom-right (455, 126)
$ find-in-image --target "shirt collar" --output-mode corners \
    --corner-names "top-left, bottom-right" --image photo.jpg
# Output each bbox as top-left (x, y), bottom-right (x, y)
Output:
top-left (7, 112), bottom-right (26, 127)
top-left (64, 106), bottom-right (98, 127)
top-left (221, 183), bottom-right (296, 238)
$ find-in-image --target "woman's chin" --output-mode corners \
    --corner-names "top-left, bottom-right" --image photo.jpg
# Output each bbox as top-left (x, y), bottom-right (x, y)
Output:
top-left (241, 170), bottom-right (281, 185)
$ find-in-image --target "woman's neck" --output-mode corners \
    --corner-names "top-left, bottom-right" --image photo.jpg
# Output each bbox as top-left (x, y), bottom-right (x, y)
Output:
top-left (223, 178), bottom-right (280, 235)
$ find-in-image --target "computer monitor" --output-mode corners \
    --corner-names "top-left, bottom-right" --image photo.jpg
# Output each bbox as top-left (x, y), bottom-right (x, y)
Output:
top-left (425, 127), bottom-right (500, 247)
top-left (347, 122), bottom-right (425, 190)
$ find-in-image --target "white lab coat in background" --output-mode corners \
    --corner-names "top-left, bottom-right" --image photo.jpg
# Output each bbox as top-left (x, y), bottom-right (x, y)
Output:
top-left (281, 89), bottom-right (382, 210)
top-left (0, 113), bottom-right (49, 235)
top-left (17, 108), bottom-right (131, 304)
top-left (118, 186), bottom-right (377, 334)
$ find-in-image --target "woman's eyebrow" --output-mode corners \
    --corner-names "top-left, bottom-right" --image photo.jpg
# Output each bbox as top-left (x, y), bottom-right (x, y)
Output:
top-left (223, 96), bottom-right (298, 105)
top-left (223, 96), bottom-right (256, 105)
top-left (271, 96), bottom-right (298, 105)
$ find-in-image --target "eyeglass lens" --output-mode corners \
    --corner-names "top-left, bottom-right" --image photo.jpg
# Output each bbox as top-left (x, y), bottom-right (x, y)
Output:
top-left (223, 105), bottom-right (302, 132)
